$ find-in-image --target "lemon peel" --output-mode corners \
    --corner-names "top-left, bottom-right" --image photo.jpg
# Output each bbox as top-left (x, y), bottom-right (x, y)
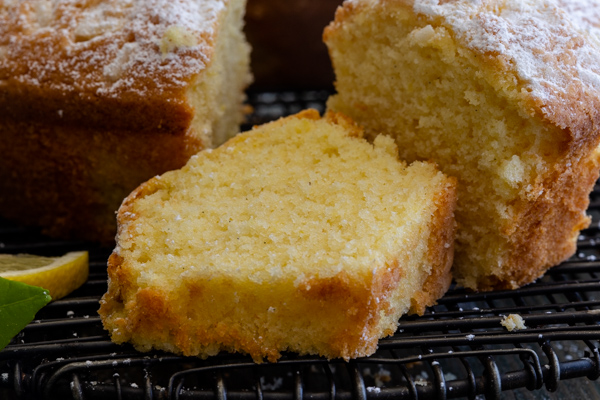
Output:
top-left (0, 251), bottom-right (89, 300)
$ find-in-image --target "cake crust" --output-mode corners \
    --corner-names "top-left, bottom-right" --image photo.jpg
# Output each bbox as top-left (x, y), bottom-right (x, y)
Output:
top-left (410, 177), bottom-right (457, 314)
top-left (487, 148), bottom-right (600, 290)
top-left (326, 0), bottom-right (600, 151)
top-left (0, 0), bottom-right (251, 242)
top-left (0, 0), bottom-right (222, 130)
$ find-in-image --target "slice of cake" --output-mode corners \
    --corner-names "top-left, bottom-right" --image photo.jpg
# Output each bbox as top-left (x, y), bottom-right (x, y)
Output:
top-left (0, 0), bottom-right (251, 243)
top-left (99, 109), bottom-right (457, 362)
top-left (325, 0), bottom-right (600, 291)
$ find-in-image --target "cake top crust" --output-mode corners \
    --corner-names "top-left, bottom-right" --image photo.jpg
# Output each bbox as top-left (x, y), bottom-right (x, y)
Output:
top-left (0, 0), bottom-right (225, 98)
top-left (337, 0), bottom-right (600, 150)
top-left (413, 0), bottom-right (600, 131)
top-left (558, 0), bottom-right (600, 41)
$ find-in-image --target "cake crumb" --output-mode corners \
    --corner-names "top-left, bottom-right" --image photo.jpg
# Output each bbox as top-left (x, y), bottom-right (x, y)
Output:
top-left (501, 314), bottom-right (527, 331)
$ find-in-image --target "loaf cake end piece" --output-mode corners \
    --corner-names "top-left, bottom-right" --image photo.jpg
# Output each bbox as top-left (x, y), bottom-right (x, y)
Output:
top-left (325, 0), bottom-right (600, 290)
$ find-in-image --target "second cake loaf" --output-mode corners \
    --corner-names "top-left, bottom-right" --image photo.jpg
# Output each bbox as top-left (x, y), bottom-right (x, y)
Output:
top-left (325, 0), bottom-right (600, 290)
top-left (99, 110), bottom-right (457, 362)
top-left (0, 0), bottom-right (251, 243)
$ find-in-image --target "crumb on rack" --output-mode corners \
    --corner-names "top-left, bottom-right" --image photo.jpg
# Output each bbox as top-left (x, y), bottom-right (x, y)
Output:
top-left (501, 314), bottom-right (527, 331)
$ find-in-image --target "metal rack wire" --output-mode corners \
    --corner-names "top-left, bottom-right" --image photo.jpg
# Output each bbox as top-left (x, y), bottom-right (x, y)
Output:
top-left (1, 91), bottom-right (600, 400)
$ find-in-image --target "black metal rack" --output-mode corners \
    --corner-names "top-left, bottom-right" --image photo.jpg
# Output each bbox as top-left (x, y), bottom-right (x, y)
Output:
top-left (2, 91), bottom-right (600, 400)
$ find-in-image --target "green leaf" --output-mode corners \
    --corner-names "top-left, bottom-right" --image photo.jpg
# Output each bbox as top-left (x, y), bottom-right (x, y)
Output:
top-left (0, 277), bottom-right (52, 350)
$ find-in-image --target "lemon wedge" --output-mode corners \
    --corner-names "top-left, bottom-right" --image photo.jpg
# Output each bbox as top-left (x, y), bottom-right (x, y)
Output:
top-left (0, 251), bottom-right (89, 300)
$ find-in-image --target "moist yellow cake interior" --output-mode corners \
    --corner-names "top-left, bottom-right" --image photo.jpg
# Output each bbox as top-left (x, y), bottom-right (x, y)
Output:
top-left (122, 115), bottom-right (442, 304)
top-left (105, 111), bottom-right (455, 361)
top-left (327, 8), bottom-right (571, 288)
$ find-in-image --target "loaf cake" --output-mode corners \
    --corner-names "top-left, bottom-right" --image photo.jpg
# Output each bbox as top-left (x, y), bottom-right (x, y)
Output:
top-left (325, 0), bottom-right (600, 291)
top-left (0, 0), bottom-right (251, 243)
top-left (99, 109), bottom-right (457, 362)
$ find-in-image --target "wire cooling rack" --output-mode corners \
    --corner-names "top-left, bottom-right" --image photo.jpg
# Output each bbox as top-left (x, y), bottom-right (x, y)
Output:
top-left (1, 91), bottom-right (600, 400)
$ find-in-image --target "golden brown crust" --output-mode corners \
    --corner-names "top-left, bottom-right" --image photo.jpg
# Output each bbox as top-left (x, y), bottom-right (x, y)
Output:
top-left (0, 1), bottom-right (218, 125)
top-left (295, 267), bottom-right (400, 360)
top-left (0, 119), bottom-right (201, 243)
top-left (0, 85), bottom-right (195, 135)
top-left (476, 152), bottom-right (600, 290)
top-left (249, 109), bottom-right (365, 140)
top-left (323, 0), bottom-right (360, 44)
top-left (324, 110), bottom-right (365, 138)
top-left (100, 251), bottom-right (406, 362)
top-left (409, 176), bottom-right (457, 314)
top-left (290, 108), bottom-right (322, 121)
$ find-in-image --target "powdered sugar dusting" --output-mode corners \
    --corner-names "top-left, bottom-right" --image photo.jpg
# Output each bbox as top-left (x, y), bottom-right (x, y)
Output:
top-left (413, 0), bottom-right (600, 128)
top-left (0, 0), bottom-right (226, 97)
top-left (558, 0), bottom-right (600, 43)
top-left (73, 1), bottom-right (133, 42)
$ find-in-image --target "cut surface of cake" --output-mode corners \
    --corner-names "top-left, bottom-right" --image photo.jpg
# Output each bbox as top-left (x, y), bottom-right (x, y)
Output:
top-left (99, 109), bottom-right (457, 362)
top-left (325, 0), bottom-right (600, 291)
top-left (0, 0), bottom-right (251, 243)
